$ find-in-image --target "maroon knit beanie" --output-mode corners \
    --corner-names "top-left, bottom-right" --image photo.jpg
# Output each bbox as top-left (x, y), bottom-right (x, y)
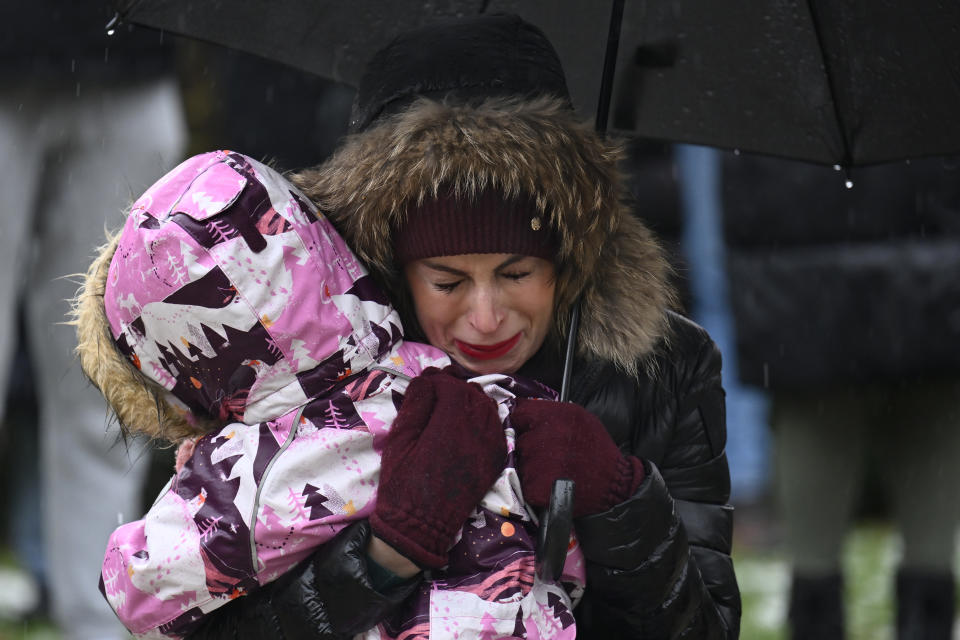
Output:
top-left (395, 189), bottom-right (558, 264)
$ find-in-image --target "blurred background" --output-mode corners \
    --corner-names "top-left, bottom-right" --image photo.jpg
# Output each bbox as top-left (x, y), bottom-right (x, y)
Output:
top-left (2, 3), bottom-right (959, 639)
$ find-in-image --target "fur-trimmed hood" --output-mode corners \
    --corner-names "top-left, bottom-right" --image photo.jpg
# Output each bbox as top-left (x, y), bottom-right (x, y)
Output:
top-left (73, 151), bottom-right (438, 442)
top-left (292, 97), bottom-right (676, 374)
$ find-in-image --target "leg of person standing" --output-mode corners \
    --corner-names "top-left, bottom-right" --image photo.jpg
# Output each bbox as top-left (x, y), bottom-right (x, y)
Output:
top-left (883, 380), bottom-right (960, 640)
top-left (24, 78), bottom-right (186, 640)
top-left (0, 87), bottom-right (49, 614)
top-left (775, 387), bottom-right (869, 640)
top-left (0, 88), bottom-right (45, 434)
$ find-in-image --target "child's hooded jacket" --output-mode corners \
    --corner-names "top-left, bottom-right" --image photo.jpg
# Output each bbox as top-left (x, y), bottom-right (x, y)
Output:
top-left (76, 151), bottom-right (585, 639)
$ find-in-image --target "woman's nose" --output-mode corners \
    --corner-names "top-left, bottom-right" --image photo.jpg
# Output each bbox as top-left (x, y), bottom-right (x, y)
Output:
top-left (466, 288), bottom-right (504, 333)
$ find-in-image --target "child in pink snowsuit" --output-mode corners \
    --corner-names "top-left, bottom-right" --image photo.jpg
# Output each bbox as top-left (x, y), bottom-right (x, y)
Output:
top-left (75, 150), bottom-right (585, 639)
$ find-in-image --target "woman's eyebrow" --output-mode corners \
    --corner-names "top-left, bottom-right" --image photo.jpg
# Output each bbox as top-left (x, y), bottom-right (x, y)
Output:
top-left (421, 260), bottom-right (467, 276)
top-left (495, 255), bottom-right (527, 271)
top-left (421, 255), bottom-right (527, 276)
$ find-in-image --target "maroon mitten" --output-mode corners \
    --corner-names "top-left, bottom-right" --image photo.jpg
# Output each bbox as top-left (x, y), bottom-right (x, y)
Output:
top-left (511, 398), bottom-right (645, 518)
top-left (371, 368), bottom-right (507, 568)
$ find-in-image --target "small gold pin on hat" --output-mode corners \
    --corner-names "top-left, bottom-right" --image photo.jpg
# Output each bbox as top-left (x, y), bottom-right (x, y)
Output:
top-left (530, 216), bottom-right (542, 231)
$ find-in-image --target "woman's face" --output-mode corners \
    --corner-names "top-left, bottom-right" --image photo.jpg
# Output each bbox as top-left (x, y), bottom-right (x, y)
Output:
top-left (404, 253), bottom-right (556, 375)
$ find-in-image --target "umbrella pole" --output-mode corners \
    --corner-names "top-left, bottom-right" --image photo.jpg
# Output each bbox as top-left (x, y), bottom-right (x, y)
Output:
top-left (539, 0), bottom-right (627, 585)
top-left (560, 0), bottom-right (625, 402)
top-left (593, 0), bottom-right (626, 137)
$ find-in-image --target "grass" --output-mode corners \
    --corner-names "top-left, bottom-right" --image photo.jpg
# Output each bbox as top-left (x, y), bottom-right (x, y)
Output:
top-left (0, 622), bottom-right (60, 640)
top-left (736, 520), bottom-right (958, 640)
top-left (0, 521), bottom-right (954, 639)
top-left (0, 549), bottom-right (60, 640)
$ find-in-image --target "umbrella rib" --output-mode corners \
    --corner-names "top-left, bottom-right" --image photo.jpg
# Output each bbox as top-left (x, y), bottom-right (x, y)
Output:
top-left (116, 0), bottom-right (145, 19)
top-left (804, 0), bottom-right (854, 168)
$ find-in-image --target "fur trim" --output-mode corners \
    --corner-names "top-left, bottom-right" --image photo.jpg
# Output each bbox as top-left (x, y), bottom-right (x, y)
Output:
top-left (293, 97), bottom-right (675, 372)
top-left (70, 230), bottom-right (215, 444)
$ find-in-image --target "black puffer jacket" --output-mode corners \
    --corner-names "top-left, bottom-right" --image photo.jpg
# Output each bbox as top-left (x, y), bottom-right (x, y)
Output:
top-left (557, 313), bottom-right (738, 638)
top-left (191, 14), bottom-right (739, 639)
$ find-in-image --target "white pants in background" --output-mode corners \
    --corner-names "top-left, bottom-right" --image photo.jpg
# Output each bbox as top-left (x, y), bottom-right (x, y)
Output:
top-left (0, 77), bottom-right (186, 640)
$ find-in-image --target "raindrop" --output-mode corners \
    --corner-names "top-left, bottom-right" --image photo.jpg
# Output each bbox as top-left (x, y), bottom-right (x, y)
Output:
top-left (733, 148), bottom-right (741, 155)
top-left (845, 179), bottom-right (854, 189)
top-left (106, 12), bottom-right (119, 36)
top-left (833, 164), bottom-right (842, 171)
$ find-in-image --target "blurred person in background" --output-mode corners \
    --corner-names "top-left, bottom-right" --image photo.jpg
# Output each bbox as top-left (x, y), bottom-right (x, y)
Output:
top-left (614, 76), bottom-right (774, 526)
top-left (175, 41), bottom-right (355, 172)
top-left (675, 144), bottom-right (773, 516)
top-left (0, 2), bottom-right (186, 638)
top-left (723, 153), bottom-right (960, 640)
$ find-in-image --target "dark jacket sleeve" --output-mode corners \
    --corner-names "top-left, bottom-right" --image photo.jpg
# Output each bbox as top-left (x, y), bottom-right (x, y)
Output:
top-left (573, 315), bottom-right (741, 639)
top-left (188, 521), bottom-right (421, 640)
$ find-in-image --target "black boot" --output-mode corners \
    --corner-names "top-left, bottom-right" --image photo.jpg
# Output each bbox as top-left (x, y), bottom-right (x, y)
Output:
top-left (896, 568), bottom-right (955, 640)
top-left (788, 572), bottom-right (845, 640)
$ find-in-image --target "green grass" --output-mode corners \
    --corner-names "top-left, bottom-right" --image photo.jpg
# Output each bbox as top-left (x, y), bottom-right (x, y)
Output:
top-left (737, 520), bottom-right (957, 640)
top-left (0, 622), bottom-right (60, 640)
top-left (734, 545), bottom-right (789, 639)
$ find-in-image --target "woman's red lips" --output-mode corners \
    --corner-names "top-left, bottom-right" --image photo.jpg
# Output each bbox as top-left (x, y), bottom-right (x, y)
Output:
top-left (455, 333), bottom-right (521, 360)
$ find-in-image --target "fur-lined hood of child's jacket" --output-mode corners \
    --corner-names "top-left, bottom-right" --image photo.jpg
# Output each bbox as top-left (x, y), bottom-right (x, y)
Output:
top-left (74, 150), bottom-right (442, 442)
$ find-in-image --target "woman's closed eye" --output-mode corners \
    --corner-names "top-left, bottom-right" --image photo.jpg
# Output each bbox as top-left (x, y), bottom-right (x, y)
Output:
top-left (432, 280), bottom-right (462, 293)
top-left (501, 270), bottom-right (531, 282)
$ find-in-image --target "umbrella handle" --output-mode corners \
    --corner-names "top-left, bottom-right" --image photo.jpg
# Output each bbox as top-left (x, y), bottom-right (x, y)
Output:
top-left (535, 302), bottom-right (580, 582)
top-left (535, 478), bottom-right (575, 582)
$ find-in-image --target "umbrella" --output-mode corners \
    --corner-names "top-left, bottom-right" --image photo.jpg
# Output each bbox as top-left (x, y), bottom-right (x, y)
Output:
top-left (610, 0), bottom-right (960, 168)
top-left (107, 0), bottom-right (618, 119)
top-left (110, 0), bottom-right (960, 169)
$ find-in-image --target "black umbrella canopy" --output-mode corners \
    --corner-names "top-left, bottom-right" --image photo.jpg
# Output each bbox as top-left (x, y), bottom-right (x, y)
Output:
top-left (110, 0), bottom-right (619, 122)
top-left (112, 0), bottom-right (960, 168)
top-left (612, 0), bottom-right (960, 167)
top-left (111, 0), bottom-right (481, 89)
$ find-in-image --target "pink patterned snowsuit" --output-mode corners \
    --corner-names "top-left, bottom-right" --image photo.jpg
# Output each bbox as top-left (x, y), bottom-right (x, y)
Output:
top-left (97, 151), bottom-right (585, 639)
